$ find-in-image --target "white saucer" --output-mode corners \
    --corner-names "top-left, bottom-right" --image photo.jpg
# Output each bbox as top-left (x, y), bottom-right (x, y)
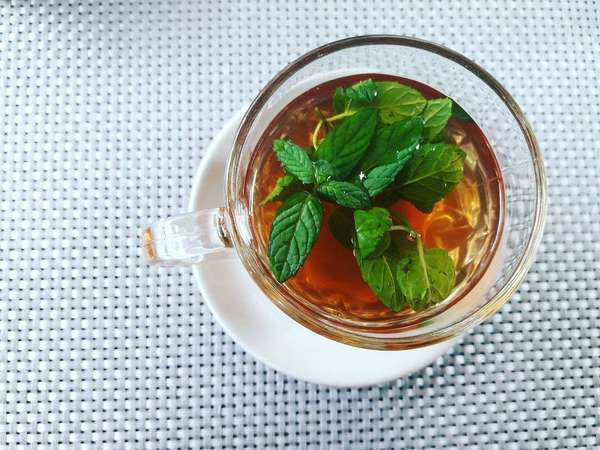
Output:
top-left (189, 110), bottom-right (456, 387)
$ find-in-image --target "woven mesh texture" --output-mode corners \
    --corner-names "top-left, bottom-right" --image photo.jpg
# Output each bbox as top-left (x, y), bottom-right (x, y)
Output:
top-left (1, 1), bottom-right (599, 449)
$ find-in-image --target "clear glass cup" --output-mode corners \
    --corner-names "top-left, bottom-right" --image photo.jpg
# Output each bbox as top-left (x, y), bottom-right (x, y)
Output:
top-left (142, 35), bottom-right (546, 350)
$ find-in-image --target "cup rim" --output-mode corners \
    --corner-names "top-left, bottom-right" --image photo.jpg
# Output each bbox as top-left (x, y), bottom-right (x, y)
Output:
top-left (226, 35), bottom-right (547, 349)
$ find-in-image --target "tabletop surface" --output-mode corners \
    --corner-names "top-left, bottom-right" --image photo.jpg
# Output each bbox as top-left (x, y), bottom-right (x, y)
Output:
top-left (1, 1), bottom-right (599, 449)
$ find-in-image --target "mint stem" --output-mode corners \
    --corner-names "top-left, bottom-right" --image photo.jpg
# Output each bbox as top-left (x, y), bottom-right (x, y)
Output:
top-left (315, 107), bottom-right (332, 130)
top-left (389, 224), bottom-right (415, 236)
top-left (416, 235), bottom-right (432, 300)
top-left (311, 109), bottom-right (357, 149)
top-left (312, 121), bottom-right (324, 149)
top-left (388, 210), bottom-right (418, 239)
top-left (328, 110), bottom-right (355, 122)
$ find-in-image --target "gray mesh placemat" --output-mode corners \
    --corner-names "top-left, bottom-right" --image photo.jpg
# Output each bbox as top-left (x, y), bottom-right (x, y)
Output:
top-left (1, 1), bottom-right (598, 448)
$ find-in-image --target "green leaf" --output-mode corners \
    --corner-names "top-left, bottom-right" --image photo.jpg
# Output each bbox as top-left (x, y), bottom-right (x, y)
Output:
top-left (396, 245), bottom-right (455, 311)
top-left (313, 160), bottom-right (337, 185)
top-left (342, 79), bottom-right (377, 106)
top-left (363, 162), bottom-right (405, 197)
top-left (318, 180), bottom-right (371, 209)
top-left (394, 143), bottom-right (466, 212)
top-left (421, 98), bottom-right (452, 141)
top-left (333, 80), bottom-right (426, 126)
top-left (354, 207), bottom-right (392, 259)
top-left (328, 207), bottom-right (354, 249)
top-left (332, 79), bottom-right (377, 114)
top-left (268, 192), bottom-right (323, 282)
top-left (260, 174), bottom-right (303, 205)
top-left (273, 139), bottom-right (315, 184)
top-left (371, 232), bottom-right (392, 258)
top-left (356, 245), bottom-right (406, 311)
top-left (375, 81), bottom-right (427, 125)
top-left (451, 101), bottom-right (473, 122)
top-left (357, 117), bottom-right (423, 174)
top-left (316, 109), bottom-right (377, 177)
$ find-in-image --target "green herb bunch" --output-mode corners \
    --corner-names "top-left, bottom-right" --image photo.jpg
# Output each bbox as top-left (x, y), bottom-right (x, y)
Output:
top-left (263, 79), bottom-right (467, 312)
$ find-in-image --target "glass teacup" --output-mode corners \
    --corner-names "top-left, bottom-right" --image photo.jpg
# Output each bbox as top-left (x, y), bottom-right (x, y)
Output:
top-left (142, 36), bottom-right (546, 350)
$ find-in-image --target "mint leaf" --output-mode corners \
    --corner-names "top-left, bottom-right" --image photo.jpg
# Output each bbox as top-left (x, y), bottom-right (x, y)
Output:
top-left (260, 174), bottom-right (303, 205)
top-left (393, 143), bottom-right (466, 212)
top-left (318, 180), bottom-right (370, 209)
top-left (375, 81), bottom-right (427, 125)
top-left (371, 233), bottom-right (392, 258)
top-left (354, 207), bottom-right (392, 259)
top-left (328, 207), bottom-right (354, 249)
top-left (397, 245), bottom-right (455, 311)
top-left (451, 101), bottom-right (473, 122)
top-left (357, 117), bottom-right (423, 174)
top-left (316, 109), bottom-right (377, 177)
top-left (358, 118), bottom-right (423, 197)
top-left (363, 162), bottom-right (405, 197)
top-left (273, 139), bottom-right (315, 184)
top-left (421, 98), bottom-right (452, 141)
top-left (341, 79), bottom-right (377, 106)
top-left (333, 80), bottom-right (426, 126)
top-left (356, 245), bottom-right (406, 311)
top-left (332, 79), bottom-right (377, 114)
top-left (268, 192), bottom-right (323, 282)
top-left (313, 160), bottom-right (337, 185)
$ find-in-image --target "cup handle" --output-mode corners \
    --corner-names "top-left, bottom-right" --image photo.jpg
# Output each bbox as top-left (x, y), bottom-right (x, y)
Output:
top-left (142, 207), bottom-right (232, 266)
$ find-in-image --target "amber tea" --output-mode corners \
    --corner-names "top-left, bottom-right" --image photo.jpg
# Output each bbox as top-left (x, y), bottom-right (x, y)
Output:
top-left (247, 74), bottom-right (504, 321)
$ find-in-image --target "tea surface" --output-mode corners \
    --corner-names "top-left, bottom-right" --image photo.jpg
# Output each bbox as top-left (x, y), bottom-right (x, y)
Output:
top-left (249, 74), bottom-right (504, 320)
